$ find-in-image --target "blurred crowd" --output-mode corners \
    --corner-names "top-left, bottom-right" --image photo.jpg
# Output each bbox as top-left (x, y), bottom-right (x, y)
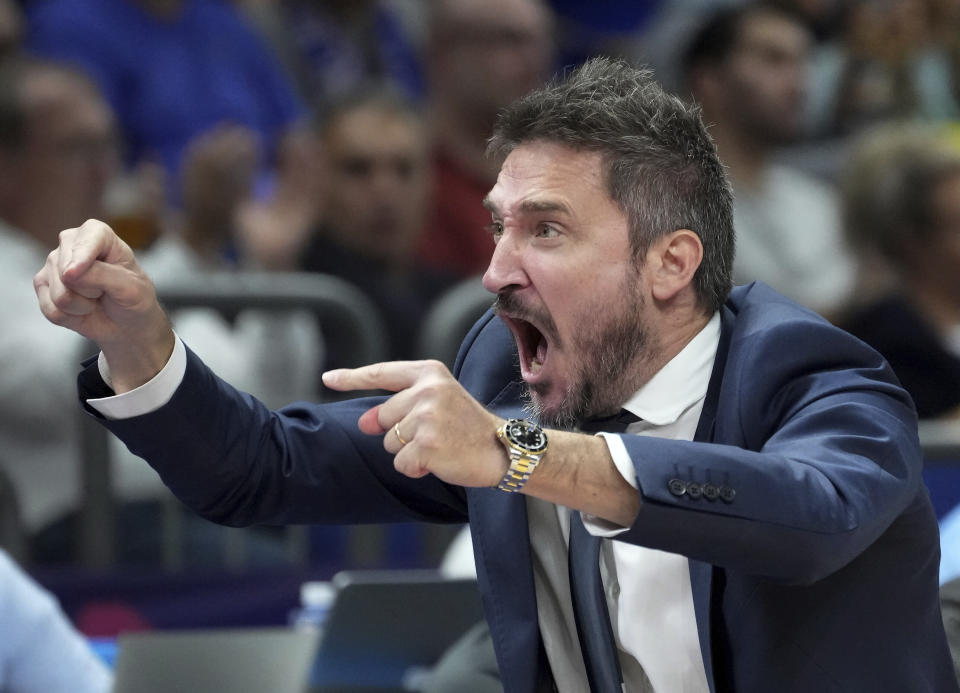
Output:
top-left (1, 0), bottom-right (960, 574)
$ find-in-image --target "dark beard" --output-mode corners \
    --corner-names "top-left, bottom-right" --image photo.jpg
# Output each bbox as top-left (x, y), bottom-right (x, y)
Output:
top-left (523, 276), bottom-right (652, 429)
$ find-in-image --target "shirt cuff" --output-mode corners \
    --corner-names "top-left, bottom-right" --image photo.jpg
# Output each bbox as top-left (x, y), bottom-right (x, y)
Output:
top-left (581, 432), bottom-right (638, 537)
top-left (88, 336), bottom-right (187, 420)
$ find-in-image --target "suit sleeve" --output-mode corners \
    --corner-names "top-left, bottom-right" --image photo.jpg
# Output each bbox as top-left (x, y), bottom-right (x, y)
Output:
top-left (616, 317), bottom-right (924, 585)
top-left (79, 345), bottom-right (468, 527)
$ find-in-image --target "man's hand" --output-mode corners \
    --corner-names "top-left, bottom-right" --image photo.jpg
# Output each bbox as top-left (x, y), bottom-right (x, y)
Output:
top-left (34, 219), bottom-right (175, 392)
top-left (323, 360), bottom-right (509, 487)
top-left (325, 359), bottom-right (640, 525)
top-left (180, 124), bottom-right (259, 258)
top-left (236, 125), bottom-right (325, 271)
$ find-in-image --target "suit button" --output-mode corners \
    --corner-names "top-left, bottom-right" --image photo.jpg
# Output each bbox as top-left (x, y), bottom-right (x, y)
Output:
top-left (702, 483), bottom-right (719, 501)
top-left (686, 482), bottom-right (702, 499)
top-left (668, 478), bottom-right (687, 497)
top-left (719, 485), bottom-right (736, 503)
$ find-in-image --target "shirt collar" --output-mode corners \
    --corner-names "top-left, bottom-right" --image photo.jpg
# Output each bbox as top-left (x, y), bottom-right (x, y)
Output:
top-left (621, 311), bottom-right (721, 426)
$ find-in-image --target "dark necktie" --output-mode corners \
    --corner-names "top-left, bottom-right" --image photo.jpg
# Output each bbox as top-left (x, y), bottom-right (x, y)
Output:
top-left (569, 410), bottom-right (639, 692)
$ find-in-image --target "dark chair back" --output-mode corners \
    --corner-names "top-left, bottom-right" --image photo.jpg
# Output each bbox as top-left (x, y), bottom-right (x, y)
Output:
top-left (418, 277), bottom-right (493, 369)
top-left (0, 463), bottom-right (27, 564)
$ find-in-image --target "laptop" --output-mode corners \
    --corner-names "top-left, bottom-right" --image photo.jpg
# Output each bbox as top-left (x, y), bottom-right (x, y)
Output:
top-left (112, 626), bottom-right (320, 693)
top-left (309, 569), bottom-right (485, 692)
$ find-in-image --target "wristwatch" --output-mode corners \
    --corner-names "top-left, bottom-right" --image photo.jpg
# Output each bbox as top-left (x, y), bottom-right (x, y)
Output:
top-left (496, 418), bottom-right (548, 493)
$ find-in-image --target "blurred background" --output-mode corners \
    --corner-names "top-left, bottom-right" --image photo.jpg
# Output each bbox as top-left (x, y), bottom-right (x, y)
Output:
top-left (2, 0), bottom-right (960, 690)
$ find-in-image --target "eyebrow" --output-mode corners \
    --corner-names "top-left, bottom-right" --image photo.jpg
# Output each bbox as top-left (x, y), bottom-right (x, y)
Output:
top-left (481, 197), bottom-right (572, 217)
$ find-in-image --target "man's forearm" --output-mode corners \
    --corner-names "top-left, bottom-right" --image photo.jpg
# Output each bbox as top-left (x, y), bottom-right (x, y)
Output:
top-left (521, 430), bottom-right (641, 528)
top-left (100, 313), bottom-right (177, 394)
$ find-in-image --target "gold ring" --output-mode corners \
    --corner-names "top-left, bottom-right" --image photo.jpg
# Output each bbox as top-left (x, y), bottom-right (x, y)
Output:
top-left (394, 423), bottom-right (409, 446)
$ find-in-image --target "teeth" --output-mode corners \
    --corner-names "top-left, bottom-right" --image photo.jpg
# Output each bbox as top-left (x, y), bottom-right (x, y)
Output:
top-left (530, 356), bottom-right (542, 373)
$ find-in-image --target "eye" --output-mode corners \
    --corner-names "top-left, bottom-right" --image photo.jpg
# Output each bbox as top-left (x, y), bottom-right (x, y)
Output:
top-left (535, 223), bottom-right (559, 239)
top-left (340, 157), bottom-right (372, 178)
top-left (486, 221), bottom-right (504, 242)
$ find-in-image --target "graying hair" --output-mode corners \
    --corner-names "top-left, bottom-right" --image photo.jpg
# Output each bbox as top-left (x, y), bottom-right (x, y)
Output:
top-left (488, 57), bottom-right (734, 313)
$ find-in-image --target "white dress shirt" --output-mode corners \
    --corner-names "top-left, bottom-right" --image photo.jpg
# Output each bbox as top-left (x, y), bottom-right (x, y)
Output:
top-left (0, 221), bottom-right (167, 532)
top-left (732, 164), bottom-right (854, 314)
top-left (0, 220), bottom-right (88, 531)
top-left (528, 313), bottom-right (719, 693)
top-left (88, 312), bottom-right (721, 693)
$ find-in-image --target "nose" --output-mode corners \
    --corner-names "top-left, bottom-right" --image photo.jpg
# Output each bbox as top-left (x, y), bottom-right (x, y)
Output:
top-left (482, 230), bottom-right (529, 294)
top-left (370, 164), bottom-right (399, 198)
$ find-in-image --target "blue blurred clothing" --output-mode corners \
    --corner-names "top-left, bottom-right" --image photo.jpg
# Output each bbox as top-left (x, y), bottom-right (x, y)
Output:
top-left (27, 0), bottom-right (302, 180)
top-left (941, 504), bottom-right (960, 585)
top-left (841, 294), bottom-right (960, 419)
top-left (0, 550), bottom-right (112, 692)
top-left (274, 0), bottom-right (423, 106)
top-left (547, 0), bottom-right (664, 67)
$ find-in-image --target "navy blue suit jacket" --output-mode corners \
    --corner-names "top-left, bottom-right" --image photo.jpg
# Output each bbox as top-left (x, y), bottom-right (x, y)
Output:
top-left (85, 283), bottom-right (957, 692)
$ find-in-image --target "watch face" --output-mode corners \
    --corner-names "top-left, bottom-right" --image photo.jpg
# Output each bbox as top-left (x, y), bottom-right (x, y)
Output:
top-left (506, 419), bottom-right (548, 453)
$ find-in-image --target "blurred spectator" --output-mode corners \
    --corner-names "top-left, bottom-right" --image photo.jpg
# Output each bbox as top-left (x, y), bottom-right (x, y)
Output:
top-left (0, 549), bottom-right (112, 692)
top-left (682, 1), bottom-right (856, 316)
top-left (239, 0), bottom-right (424, 109)
top-left (545, 0), bottom-right (664, 68)
top-left (0, 58), bottom-right (123, 548)
top-left (0, 58), bottom-right (313, 565)
top-left (416, 0), bottom-right (555, 278)
top-left (243, 89), bottom-right (454, 361)
top-left (837, 125), bottom-right (960, 420)
top-left (26, 0), bottom-right (303, 202)
top-left (778, 0), bottom-right (844, 44)
top-left (806, 0), bottom-right (960, 138)
top-left (0, 0), bottom-right (21, 61)
top-left (940, 502), bottom-right (960, 586)
top-left (929, 0), bottom-right (960, 110)
top-left (140, 120), bottom-right (323, 411)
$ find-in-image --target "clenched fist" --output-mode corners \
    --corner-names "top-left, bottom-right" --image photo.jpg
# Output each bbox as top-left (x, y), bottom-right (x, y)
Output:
top-left (34, 219), bottom-right (174, 392)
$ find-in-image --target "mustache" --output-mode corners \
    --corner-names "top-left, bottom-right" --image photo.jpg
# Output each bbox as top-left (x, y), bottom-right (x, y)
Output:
top-left (493, 291), bottom-right (561, 346)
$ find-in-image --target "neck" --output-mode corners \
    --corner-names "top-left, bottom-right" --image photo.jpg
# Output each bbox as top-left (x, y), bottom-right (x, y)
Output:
top-left (179, 219), bottom-right (230, 266)
top-left (634, 303), bottom-right (714, 391)
top-left (659, 309), bottom-right (713, 365)
top-left (2, 206), bottom-right (61, 250)
top-left (704, 116), bottom-right (770, 190)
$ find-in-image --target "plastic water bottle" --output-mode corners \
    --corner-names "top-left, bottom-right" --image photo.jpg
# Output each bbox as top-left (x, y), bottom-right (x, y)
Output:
top-left (289, 580), bottom-right (336, 631)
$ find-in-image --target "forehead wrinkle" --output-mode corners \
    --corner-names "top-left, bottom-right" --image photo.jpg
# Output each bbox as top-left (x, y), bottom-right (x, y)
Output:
top-left (517, 198), bottom-right (571, 216)
top-left (482, 194), bottom-right (573, 219)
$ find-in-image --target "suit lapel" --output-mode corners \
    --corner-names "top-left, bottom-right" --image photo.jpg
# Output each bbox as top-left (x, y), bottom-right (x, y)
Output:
top-left (468, 380), bottom-right (545, 692)
top-left (689, 306), bottom-right (734, 693)
top-left (471, 306), bottom-right (737, 692)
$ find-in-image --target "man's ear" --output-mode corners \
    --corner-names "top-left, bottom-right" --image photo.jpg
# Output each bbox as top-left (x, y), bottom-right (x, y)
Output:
top-left (647, 229), bottom-right (703, 302)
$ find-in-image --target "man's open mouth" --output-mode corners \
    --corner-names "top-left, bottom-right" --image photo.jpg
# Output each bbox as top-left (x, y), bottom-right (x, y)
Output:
top-left (501, 314), bottom-right (551, 380)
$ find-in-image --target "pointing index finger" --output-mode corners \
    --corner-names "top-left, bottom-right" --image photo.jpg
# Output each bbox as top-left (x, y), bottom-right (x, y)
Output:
top-left (322, 360), bottom-right (432, 393)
